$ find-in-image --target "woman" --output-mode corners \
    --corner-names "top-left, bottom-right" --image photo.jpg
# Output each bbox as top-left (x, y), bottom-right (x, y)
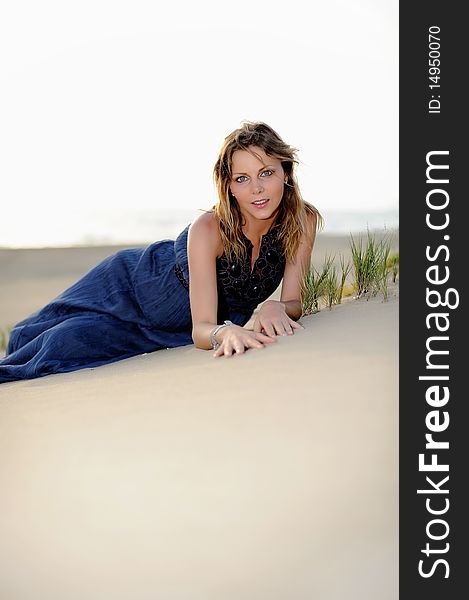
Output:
top-left (0, 122), bottom-right (322, 383)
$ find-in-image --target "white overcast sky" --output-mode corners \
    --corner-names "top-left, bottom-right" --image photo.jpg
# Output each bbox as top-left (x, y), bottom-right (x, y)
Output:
top-left (0, 0), bottom-right (398, 246)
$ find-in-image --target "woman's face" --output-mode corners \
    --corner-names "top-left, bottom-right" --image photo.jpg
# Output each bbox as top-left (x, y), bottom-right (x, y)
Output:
top-left (229, 146), bottom-right (286, 227)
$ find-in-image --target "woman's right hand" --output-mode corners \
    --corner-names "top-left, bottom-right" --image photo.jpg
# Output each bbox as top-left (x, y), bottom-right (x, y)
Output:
top-left (213, 324), bottom-right (277, 358)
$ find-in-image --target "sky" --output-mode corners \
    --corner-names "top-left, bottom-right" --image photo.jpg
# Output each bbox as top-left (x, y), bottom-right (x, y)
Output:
top-left (0, 0), bottom-right (398, 247)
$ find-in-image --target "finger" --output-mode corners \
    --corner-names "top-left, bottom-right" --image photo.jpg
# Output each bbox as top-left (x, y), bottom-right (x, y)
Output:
top-left (223, 342), bottom-right (235, 358)
top-left (262, 323), bottom-right (276, 337)
top-left (271, 320), bottom-right (290, 336)
top-left (213, 344), bottom-right (225, 358)
top-left (247, 338), bottom-right (269, 351)
top-left (276, 319), bottom-right (303, 336)
top-left (281, 318), bottom-right (305, 336)
top-left (213, 340), bottom-right (233, 357)
top-left (254, 332), bottom-right (277, 344)
top-left (233, 340), bottom-right (245, 355)
top-left (245, 341), bottom-right (264, 352)
top-left (246, 335), bottom-right (265, 349)
top-left (281, 320), bottom-right (294, 335)
top-left (253, 320), bottom-right (262, 333)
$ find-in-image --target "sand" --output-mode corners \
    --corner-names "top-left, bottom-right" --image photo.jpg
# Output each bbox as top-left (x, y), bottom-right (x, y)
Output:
top-left (0, 234), bottom-right (398, 599)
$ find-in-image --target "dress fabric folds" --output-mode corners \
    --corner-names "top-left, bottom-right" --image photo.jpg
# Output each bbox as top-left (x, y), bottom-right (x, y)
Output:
top-left (0, 224), bottom-right (285, 383)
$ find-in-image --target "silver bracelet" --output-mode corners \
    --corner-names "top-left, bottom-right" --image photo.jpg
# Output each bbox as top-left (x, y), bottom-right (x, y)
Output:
top-left (210, 320), bottom-right (233, 350)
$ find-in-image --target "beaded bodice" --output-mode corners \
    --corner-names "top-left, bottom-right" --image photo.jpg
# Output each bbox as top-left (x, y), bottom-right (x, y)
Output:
top-left (215, 225), bottom-right (286, 319)
top-left (173, 223), bottom-right (286, 325)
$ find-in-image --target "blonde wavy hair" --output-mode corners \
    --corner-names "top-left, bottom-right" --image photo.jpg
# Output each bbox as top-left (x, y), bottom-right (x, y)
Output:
top-left (212, 121), bottom-right (323, 263)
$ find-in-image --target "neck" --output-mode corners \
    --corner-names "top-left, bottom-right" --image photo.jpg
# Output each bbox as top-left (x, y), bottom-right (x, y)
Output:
top-left (242, 215), bottom-right (278, 241)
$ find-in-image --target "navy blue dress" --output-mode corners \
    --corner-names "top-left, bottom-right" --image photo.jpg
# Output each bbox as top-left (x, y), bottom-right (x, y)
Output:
top-left (0, 224), bottom-right (285, 383)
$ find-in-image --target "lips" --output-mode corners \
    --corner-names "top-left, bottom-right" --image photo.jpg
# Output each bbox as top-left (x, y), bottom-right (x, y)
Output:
top-left (252, 198), bottom-right (270, 207)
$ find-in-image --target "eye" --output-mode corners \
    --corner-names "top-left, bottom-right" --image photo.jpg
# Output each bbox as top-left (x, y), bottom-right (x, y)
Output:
top-left (260, 169), bottom-right (273, 177)
top-left (235, 175), bottom-right (248, 183)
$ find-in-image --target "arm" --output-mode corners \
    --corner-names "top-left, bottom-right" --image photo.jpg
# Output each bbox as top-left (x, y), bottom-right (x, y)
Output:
top-left (253, 211), bottom-right (317, 336)
top-left (187, 213), bottom-right (220, 350)
top-left (188, 213), bottom-right (276, 356)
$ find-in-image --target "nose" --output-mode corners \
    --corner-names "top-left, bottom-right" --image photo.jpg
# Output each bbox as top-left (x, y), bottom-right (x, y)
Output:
top-left (251, 179), bottom-right (264, 194)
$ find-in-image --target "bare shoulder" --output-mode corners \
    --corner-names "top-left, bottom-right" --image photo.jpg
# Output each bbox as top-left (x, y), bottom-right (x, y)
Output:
top-left (188, 211), bottom-right (223, 255)
top-left (296, 206), bottom-right (318, 250)
top-left (305, 205), bottom-right (319, 235)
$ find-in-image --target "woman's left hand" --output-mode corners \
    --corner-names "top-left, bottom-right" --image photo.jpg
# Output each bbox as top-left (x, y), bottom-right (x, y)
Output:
top-left (253, 300), bottom-right (303, 338)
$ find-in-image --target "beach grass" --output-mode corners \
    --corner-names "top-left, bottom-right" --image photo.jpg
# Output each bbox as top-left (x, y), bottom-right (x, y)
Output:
top-left (323, 253), bottom-right (352, 309)
top-left (301, 258), bottom-right (333, 315)
top-left (0, 326), bottom-right (12, 353)
top-left (350, 231), bottom-right (393, 299)
top-left (302, 252), bottom-right (353, 315)
top-left (336, 254), bottom-right (352, 305)
top-left (324, 260), bottom-right (339, 310)
top-left (387, 252), bottom-right (400, 283)
top-left (302, 231), bottom-right (397, 315)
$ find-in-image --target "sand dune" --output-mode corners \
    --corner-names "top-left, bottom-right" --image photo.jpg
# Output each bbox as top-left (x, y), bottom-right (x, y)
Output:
top-left (0, 282), bottom-right (398, 599)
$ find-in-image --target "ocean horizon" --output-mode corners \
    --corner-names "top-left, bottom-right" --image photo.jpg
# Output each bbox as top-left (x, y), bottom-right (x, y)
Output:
top-left (0, 208), bottom-right (399, 249)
